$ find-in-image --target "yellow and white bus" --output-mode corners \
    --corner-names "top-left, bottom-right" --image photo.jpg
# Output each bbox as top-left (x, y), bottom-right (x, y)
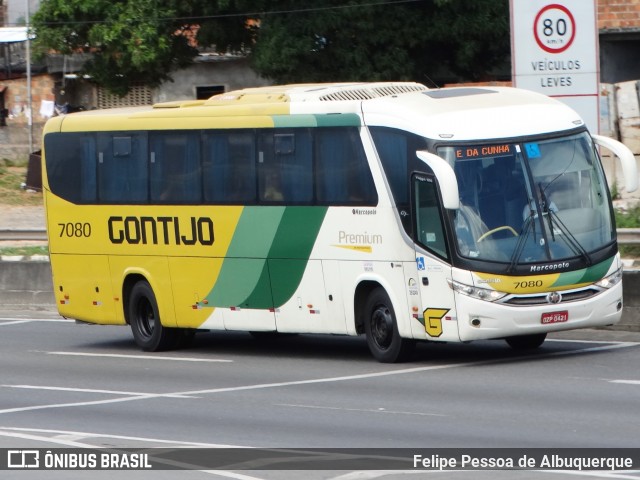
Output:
top-left (42, 82), bottom-right (638, 362)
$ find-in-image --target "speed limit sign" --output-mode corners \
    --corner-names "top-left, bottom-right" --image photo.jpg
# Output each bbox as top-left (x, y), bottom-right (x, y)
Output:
top-left (511, 0), bottom-right (599, 133)
top-left (534, 4), bottom-right (576, 53)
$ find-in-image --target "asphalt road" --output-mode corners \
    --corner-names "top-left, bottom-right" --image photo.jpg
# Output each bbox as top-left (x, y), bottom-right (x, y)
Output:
top-left (1, 308), bottom-right (640, 480)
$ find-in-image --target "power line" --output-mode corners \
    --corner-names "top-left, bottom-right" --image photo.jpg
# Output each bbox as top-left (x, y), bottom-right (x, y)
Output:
top-left (23, 0), bottom-right (426, 28)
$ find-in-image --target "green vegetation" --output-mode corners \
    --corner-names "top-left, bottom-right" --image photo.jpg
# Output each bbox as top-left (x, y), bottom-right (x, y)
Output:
top-left (0, 245), bottom-right (49, 256)
top-left (615, 204), bottom-right (640, 228)
top-left (615, 205), bottom-right (640, 258)
top-left (33, 0), bottom-right (511, 95)
top-left (0, 162), bottom-right (43, 206)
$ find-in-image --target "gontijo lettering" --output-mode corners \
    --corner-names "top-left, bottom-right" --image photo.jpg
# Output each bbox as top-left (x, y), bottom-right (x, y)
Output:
top-left (108, 216), bottom-right (214, 246)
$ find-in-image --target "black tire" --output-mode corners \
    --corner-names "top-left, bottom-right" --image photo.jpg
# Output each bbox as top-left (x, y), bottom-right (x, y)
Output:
top-left (128, 280), bottom-right (180, 351)
top-left (505, 333), bottom-right (547, 350)
top-left (364, 288), bottom-right (415, 363)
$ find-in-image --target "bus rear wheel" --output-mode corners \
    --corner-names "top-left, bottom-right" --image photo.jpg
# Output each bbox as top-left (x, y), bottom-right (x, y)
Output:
top-left (505, 333), bottom-right (547, 350)
top-left (128, 280), bottom-right (180, 352)
top-left (364, 288), bottom-right (415, 363)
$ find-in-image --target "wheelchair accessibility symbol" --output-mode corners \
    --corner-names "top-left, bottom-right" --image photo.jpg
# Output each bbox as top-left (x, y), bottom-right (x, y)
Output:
top-left (416, 257), bottom-right (425, 271)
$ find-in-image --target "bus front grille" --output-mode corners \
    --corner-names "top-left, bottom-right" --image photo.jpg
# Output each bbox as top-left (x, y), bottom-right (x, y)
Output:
top-left (502, 288), bottom-right (601, 306)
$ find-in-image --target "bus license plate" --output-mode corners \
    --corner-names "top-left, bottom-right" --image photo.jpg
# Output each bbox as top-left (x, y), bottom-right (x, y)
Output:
top-left (541, 311), bottom-right (568, 324)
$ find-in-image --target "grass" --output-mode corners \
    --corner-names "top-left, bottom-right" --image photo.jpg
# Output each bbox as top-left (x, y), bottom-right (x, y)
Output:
top-left (0, 161), bottom-right (43, 206)
top-left (615, 204), bottom-right (640, 257)
top-left (0, 245), bottom-right (48, 256)
top-left (615, 204), bottom-right (640, 228)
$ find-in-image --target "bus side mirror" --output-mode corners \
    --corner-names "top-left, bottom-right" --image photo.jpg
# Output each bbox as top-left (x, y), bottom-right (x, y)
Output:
top-left (592, 134), bottom-right (638, 193)
top-left (416, 150), bottom-right (460, 210)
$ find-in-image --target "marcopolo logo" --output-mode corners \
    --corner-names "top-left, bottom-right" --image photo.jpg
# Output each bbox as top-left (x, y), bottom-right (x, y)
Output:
top-left (108, 216), bottom-right (214, 246)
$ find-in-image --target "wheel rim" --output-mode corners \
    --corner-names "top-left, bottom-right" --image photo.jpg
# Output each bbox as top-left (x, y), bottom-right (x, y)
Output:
top-left (135, 297), bottom-right (155, 339)
top-left (371, 305), bottom-right (393, 350)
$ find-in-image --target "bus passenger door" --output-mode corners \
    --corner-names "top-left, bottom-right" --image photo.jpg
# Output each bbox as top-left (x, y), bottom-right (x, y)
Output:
top-left (412, 174), bottom-right (459, 342)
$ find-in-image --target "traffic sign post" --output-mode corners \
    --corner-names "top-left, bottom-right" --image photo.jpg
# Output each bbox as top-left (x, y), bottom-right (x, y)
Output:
top-left (510, 0), bottom-right (599, 133)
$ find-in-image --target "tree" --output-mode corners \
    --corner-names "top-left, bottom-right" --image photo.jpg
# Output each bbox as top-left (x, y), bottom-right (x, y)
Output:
top-left (32, 0), bottom-right (511, 94)
top-left (32, 0), bottom-right (200, 95)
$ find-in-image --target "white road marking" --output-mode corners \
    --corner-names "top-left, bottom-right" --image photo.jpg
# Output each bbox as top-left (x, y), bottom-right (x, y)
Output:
top-left (544, 342), bottom-right (638, 357)
top-left (47, 351), bottom-right (233, 362)
top-left (0, 320), bottom-right (32, 326)
top-left (1, 384), bottom-right (197, 398)
top-left (547, 338), bottom-right (640, 345)
top-left (0, 341), bottom-right (635, 416)
top-left (609, 379), bottom-right (640, 385)
top-left (276, 403), bottom-right (447, 417)
top-left (0, 393), bottom-right (165, 414)
top-left (179, 341), bottom-right (639, 397)
top-left (0, 317), bottom-right (70, 323)
top-left (0, 426), bottom-right (244, 447)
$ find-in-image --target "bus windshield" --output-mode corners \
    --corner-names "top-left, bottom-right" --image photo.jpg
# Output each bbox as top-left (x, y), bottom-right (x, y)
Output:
top-left (437, 132), bottom-right (613, 269)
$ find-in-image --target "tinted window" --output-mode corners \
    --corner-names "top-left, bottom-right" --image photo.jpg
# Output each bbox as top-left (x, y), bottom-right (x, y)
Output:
top-left (44, 132), bottom-right (97, 203)
top-left (150, 132), bottom-right (201, 204)
top-left (45, 127), bottom-right (378, 207)
top-left (98, 132), bottom-right (148, 203)
top-left (316, 128), bottom-right (377, 205)
top-left (203, 131), bottom-right (256, 204)
top-left (259, 130), bottom-right (313, 204)
top-left (414, 175), bottom-right (448, 260)
top-left (370, 127), bottom-right (428, 233)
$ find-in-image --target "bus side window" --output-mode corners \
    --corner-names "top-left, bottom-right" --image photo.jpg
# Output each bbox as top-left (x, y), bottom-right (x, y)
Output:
top-left (413, 175), bottom-right (448, 260)
top-left (316, 128), bottom-right (377, 206)
top-left (203, 131), bottom-right (256, 204)
top-left (44, 132), bottom-right (97, 204)
top-left (258, 130), bottom-right (313, 204)
top-left (97, 133), bottom-right (148, 203)
top-left (150, 132), bottom-right (201, 204)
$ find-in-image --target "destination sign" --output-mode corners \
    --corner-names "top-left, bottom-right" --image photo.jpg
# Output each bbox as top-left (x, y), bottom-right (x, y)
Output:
top-left (454, 144), bottom-right (514, 160)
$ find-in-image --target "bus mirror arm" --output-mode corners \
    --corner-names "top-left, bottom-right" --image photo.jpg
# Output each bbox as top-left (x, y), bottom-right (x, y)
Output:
top-left (416, 151), bottom-right (460, 210)
top-left (592, 134), bottom-right (638, 193)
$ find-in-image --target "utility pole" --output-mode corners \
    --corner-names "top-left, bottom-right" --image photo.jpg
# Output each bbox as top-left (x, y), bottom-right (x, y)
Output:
top-left (26, 0), bottom-right (32, 153)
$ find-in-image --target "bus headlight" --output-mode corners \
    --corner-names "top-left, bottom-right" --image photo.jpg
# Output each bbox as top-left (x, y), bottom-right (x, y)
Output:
top-left (447, 279), bottom-right (507, 302)
top-left (595, 267), bottom-right (623, 289)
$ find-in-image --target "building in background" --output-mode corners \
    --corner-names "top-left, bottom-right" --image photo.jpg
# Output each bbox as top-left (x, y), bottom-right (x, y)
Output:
top-left (599, 0), bottom-right (640, 83)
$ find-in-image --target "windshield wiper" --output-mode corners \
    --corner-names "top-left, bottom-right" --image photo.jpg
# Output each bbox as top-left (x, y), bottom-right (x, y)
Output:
top-left (507, 213), bottom-right (535, 273)
top-left (537, 183), bottom-right (593, 265)
top-left (546, 210), bottom-right (593, 266)
top-left (539, 183), bottom-right (555, 242)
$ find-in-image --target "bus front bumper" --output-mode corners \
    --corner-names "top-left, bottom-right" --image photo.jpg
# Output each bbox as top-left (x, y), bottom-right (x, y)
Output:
top-left (455, 282), bottom-right (623, 342)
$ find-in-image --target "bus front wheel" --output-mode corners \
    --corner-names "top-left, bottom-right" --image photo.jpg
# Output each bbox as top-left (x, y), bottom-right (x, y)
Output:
top-left (128, 280), bottom-right (179, 352)
top-left (364, 288), bottom-right (415, 363)
top-left (505, 333), bottom-right (547, 350)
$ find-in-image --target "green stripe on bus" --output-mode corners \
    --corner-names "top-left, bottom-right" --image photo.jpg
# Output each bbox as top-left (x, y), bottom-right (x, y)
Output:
top-left (205, 206), bottom-right (327, 309)
top-left (268, 207), bottom-right (327, 306)
top-left (315, 113), bottom-right (361, 127)
top-left (226, 207), bottom-right (285, 257)
top-left (272, 115), bottom-right (318, 128)
top-left (268, 207), bottom-right (327, 258)
top-left (552, 257), bottom-right (614, 288)
top-left (271, 113), bottom-right (361, 128)
top-left (205, 207), bottom-right (285, 307)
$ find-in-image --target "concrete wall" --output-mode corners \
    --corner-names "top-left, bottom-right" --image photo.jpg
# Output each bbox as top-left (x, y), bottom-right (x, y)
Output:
top-left (0, 259), bottom-right (55, 309)
top-left (153, 57), bottom-right (271, 104)
top-left (620, 270), bottom-right (640, 331)
top-left (1, 259), bottom-right (638, 332)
